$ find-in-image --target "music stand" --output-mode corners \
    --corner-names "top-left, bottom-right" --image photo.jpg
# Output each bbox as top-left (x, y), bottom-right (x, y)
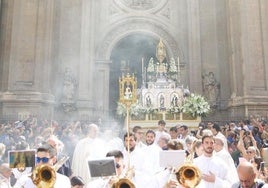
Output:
top-left (159, 150), bottom-right (186, 168)
top-left (88, 157), bottom-right (117, 178)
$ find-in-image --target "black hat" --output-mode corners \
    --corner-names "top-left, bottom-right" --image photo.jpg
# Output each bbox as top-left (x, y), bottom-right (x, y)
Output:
top-left (70, 176), bottom-right (85, 186)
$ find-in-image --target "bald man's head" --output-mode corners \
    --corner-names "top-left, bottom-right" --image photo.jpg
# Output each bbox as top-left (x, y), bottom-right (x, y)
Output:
top-left (86, 123), bottom-right (99, 138)
top-left (237, 161), bottom-right (255, 174)
top-left (237, 162), bottom-right (256, 188)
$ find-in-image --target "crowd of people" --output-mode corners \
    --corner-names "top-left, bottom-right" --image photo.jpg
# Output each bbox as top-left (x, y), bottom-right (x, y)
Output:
top-left (0, 115), bottom-right (268, 187)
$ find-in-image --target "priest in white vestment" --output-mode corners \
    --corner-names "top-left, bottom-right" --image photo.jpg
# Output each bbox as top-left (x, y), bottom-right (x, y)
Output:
top-left (72, 124), bottom-right (107, 183)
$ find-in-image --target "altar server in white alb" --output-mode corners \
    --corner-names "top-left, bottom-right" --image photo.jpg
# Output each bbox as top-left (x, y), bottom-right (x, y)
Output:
top-left (214, 136), bottom-right (239, 185)
top-left (154, 120), bottom-right (170, 144)
top-left (142, 129), bottom-right (162, 176)
top-left (193, 135), bottom-right (233, 188)
top-left (122, 132), bottom-right (148, 187)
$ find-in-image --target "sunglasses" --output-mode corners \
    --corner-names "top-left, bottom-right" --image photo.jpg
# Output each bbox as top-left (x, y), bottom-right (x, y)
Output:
top-left (36, 157), bottom-right (50, 163)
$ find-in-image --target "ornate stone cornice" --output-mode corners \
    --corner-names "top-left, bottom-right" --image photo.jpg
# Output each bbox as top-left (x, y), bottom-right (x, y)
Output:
top-left (114, 0), bottom-right (168, 13)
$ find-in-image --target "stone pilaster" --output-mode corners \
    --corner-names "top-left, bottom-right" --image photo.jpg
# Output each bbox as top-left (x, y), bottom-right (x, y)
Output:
top-left (94, 60), bottom-right (112, 118)
top-left (227, 0), bottom-right (268, 118)
top-left (0, 0), bottom-right (55, 120)
top-left (187, 0), bottom-right (202, 93)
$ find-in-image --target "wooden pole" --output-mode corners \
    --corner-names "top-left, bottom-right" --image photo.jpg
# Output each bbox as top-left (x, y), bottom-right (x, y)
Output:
top-left (126, 107), bottom-right (130, 169)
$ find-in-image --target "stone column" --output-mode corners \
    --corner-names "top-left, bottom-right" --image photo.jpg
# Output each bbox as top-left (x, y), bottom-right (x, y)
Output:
top-left (76, 0), bottom-right (96, 120)
top-left (94, 60), bottom-right (111, 118)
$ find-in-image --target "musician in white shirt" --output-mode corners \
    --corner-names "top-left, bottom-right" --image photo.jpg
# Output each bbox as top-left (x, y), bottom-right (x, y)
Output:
top-left (14, 144), bottom-right (71, 188)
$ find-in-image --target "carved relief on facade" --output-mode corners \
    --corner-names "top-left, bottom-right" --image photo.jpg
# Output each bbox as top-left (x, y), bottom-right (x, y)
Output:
top-left (16, 59), bottom-right (35, 83)
top-left (115, 0), bottom-right (166, 11)
top-left (109, 2), bottom-right (121, 16)
top-left (160, 7), bottom-right (170, 19)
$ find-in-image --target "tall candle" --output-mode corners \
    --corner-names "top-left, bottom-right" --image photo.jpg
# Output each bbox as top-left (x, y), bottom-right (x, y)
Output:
top-left (142, 57), bottom-right (144, 74)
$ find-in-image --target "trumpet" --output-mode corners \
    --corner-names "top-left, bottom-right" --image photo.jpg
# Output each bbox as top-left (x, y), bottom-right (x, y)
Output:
top-left (31, 156), bottom-right (69, 188)
top-left (175, 164), bottom-right (201, 188)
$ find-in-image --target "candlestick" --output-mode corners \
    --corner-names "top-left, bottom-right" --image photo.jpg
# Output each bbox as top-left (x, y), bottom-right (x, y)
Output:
top-left (177, 56), bottom-right (181, 83)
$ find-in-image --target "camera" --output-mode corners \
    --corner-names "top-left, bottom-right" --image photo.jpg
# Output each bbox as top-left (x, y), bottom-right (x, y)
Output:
top-left (260, 162), bottom-right (266, 172)
top-left (244, 131), bottom-right (250, 136)
top-left (241, 129), bottom-right (250, 136)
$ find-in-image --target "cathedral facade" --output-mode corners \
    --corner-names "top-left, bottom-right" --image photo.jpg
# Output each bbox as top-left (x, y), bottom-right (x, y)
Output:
top-left (0, 0), bottom-right (268, 122)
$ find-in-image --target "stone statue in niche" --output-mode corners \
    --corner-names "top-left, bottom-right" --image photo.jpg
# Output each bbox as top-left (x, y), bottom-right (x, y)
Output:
top-left (62, 68), bottom-right (77, 102)
top-left (146, 95), bottom-right (152, 107)
top-left (171, 94), bottom-right (178, 107)
top-left (160, 95), bottom-right (165, 109)
top-left (202, 72), bottom-right (220, 107)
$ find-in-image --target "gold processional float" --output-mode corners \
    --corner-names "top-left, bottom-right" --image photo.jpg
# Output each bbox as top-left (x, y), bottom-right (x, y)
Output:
top-left (118, 52), bottom-right (201, 188)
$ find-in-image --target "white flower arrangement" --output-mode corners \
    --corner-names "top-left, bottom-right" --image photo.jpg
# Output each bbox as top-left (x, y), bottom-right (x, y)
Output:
top-left (116, 102), bottom-right (127, 117)
top-left (168, 106), bottom-right (182, 114)
top-left (116, 102), bottom-right (146, 117)
top-left (144, 107), bottom-right (158, 114)
top-left (129, 102), bottom-right (146, 116)
top-left (181, 93), bottom-right (210, 117)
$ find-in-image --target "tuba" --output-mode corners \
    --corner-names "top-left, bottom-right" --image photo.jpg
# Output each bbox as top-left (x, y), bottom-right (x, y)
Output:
top-left (111, 178), bottom-right (135, 188)
top-left (31, 165), bottom-right (56, 188)
top-left (175, 164), bottom-right (201, 188)
top-left (31, 156), bottom-right (69, 188)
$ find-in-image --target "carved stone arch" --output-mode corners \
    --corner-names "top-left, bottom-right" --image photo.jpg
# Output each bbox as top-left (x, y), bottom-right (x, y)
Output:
top-left (96, 19), bottom-right (184, 62)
